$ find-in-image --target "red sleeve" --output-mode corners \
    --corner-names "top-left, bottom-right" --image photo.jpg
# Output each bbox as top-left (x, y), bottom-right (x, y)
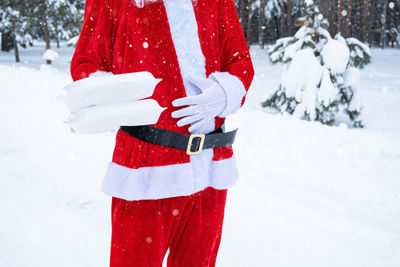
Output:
top-left (218, 0), bottom-right (255, 107)
top-left (70, 0), bottom-right (115, 82)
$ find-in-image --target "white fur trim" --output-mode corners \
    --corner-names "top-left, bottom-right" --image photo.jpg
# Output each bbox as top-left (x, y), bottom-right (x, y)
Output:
top-left (209, 71), bottom-right (247, 118)
top-left (164, 0), bottom-right (213, 137)
top-left (135, 0), bottom-right (145, 8)
top-left (88, 70), bottom-right (113, 78)
top-left (101, 155), bottom-right (239, 200)
top-left (164, 0), bottom-right (206, 79)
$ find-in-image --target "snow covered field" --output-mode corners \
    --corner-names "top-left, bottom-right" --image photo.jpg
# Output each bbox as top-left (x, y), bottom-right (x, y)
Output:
top-left (1, 44), bottom-right (400, 267)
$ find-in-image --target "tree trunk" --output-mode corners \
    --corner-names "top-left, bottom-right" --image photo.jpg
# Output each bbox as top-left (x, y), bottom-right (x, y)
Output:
top-left (56, 35), bottom-right (60, 49)
top-left (259, 0), bottom-right (267, 48)
top-left (246, 0), bottom-right (254, 46)
top-left (1, 31), bottom-right (14, 52)
top-left (320, 0), bottom-right (337, 35)
top-left (337, 0), bottom-right (345, 34)
top-left (41, 0), bottom-right (51, 50)
top-left (287, 0), bottom-right (292, 36)
top-left (280, 0), bottom-right (286, 37)
top-left (329, 0), bottom-right (337, 35)
top-left (381, 0), bottom-right (388, 49)
top-left (319, 0), bottom-right (330, 21)
top-left (13, 35), bottom-right (20, 63)
top-left (345, 0), bottom-right (355, 37)
top-left (368, 0), bottom-right (376, 45)
top-left (359, 0), bottom-right (369, 42)
top-left (239, 0), bottom-right (246, 27)
top-left (54, 21), bottom-right (60, 48)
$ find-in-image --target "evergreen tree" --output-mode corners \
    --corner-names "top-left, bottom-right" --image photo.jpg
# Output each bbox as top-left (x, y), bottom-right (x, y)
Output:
top-left (0, 0), bottom-right (83, 62)
top-left (47, 0), bottom-right (84, 48)
top-left (262, 0), bottom-right (371, 127)
top-left (0, 0), bottom-right (32, 62)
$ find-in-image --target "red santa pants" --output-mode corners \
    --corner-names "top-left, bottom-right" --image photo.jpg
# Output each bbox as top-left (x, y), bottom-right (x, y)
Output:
top-left (110, 186), bottom-right (228, 267)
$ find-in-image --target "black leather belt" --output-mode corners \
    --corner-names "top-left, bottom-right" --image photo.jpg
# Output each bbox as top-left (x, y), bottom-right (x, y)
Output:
top-left (119, 124), bottom-right (238, 155)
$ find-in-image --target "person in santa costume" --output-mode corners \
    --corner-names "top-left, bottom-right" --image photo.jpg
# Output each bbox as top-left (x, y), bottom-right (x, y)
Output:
top-left (70, 0), bottom-right (254, 265)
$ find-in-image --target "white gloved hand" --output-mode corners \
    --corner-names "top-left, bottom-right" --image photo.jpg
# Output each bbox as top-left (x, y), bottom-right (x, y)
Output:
top-left (171, 73), bottom-right (227, 132)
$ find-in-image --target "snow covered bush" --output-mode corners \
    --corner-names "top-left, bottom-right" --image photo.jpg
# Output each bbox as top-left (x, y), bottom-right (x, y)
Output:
top-left (42, 49), bottom-right (58, 64)
top-left (67, 36), bottom-right (80, 47)
top-left (262, 0), bottom-right (371, 127)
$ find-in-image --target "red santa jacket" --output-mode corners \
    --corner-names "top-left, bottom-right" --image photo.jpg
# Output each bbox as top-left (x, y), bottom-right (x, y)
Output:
top-left (70, 0), bottom-right (254, 169)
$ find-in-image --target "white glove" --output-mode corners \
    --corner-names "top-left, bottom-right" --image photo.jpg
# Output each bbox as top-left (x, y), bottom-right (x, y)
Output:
top-left (171, 73), bottom-right (227, 132)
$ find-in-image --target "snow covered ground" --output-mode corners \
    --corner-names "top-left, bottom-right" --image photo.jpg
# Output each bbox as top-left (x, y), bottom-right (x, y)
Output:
top-left (1, 44), bottom-right (400, 267)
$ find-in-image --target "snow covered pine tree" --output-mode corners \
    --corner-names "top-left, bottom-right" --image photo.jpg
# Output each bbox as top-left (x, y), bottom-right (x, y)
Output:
top-left (262, 0), bottom-right (371, 127)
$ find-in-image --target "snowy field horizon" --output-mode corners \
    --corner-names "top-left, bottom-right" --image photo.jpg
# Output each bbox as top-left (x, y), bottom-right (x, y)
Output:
top-left (1, 43), bottom-right (400, 266)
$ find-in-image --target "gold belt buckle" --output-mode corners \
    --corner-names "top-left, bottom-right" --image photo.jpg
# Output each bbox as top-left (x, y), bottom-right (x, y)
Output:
top-left (186, 134), bottom-right (205, 155)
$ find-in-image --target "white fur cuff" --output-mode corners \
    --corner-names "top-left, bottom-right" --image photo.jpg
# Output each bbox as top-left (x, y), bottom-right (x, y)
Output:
top-left (209, 72), bottom-right (247, 118)
top-left (88, 71), bottom-right (113, 78)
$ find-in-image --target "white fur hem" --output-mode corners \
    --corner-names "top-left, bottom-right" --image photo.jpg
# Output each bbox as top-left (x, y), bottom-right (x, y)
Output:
top-left (101, 156), bottom-right (239, 201)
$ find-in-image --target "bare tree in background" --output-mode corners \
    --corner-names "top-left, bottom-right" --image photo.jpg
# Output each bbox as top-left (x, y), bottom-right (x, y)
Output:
top-left (320, 0), bottom-right (336, 34)
top-left (287, 0), bottom-right (292, 35)
top-left (381, 0), bottom-right (388, 48)
top-left (39, 0), bottom-right (51, 50)
top-left (280, 0), bottom-right (293, 37)
top-left (328, 0), bottom-right (337, 34)
top-left (239, 0), bottom-right (245, 21)
top-left (246, 0), bottom-right (254, 46)
top-left (359, 0), bottom-right (370, 42)
top-left (344, 0), bottom-right (355, 37)
top-left (259, 0), bottom-right (267, 48)
top-left (280, 0), bottom-right (286, 36)
top-left (337, 0), bottom-right (345, 34)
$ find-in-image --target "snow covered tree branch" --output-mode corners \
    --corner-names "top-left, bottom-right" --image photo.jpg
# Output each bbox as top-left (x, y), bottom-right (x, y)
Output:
top-left (262, 0), bottom-right (371, 127)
